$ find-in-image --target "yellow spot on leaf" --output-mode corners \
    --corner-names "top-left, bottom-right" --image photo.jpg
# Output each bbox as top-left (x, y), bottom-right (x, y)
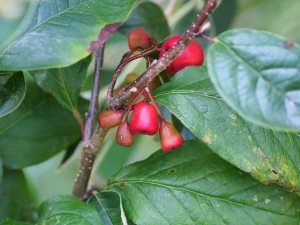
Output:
top-left (203, 132), bottom-right (212, 145)
top-left (252, 195), bottom-right (258, 202)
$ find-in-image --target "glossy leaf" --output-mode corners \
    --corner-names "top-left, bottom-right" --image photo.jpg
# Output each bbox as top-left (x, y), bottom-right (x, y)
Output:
top-left (0, 169), bottom-right (34, 222)
top-left (38, 195), bottom-right (103, 225)
top-left (0, 72), bottom-right (25, 118)
top-left (32, 57), bottom-right (90, 111)
top-left (0, 0), bottom-right (137, 71)
top-left (119, 2), bottom-right (170, 42)
top-left (0, 80), bottom-right (86, 169)
top-left (108, 141), bottom-right (300, 225)
top-left (207, 29), bottom-right (300, 132)
top-left (88, 191), bottom-right (127, 225)
top-left (154, 67), bottom-right (300, 194)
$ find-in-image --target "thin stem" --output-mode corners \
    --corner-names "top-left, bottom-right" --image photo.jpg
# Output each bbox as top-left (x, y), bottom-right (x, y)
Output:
top-left (84, 44), bottom-right (105, 142)
top-left (144, 87), bottom-right (163, 120)
top-left (73, 23), bottom-right (121, 198)
top-left (106, 45), bottom-right (160, 105)
top-left (73, 45), bottom-right (105, 198)
top-left (125, 88), bottom-right (146, 122)
top-left (72, 108), bottom-right (85, 136)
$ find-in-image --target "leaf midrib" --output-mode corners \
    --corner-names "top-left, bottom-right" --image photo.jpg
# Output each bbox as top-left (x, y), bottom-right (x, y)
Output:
top-left (218, 39), bottom-right (298, 109)
top-left (108, 180), bottom-right (297, 218)
top-left (58, 69), bottom-right (75, 110)
top-left (94, 194), bottom-right (114, 225)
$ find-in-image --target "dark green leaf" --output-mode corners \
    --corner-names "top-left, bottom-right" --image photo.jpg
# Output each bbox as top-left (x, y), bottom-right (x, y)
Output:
top-left (108, 141), bottom-right (300, 225)
top-left (0, 0), bottom-right (137, 71)
top-left (0, 169), bottom-right (35, 222)
top-left (88, 191), bottom-right (126, 225)
top-left (38, 195), bottom-right (103, 225)
top-left (212, 0), bottom-right (238, 33)
top-left (31, 57), bottom-right (90, 111)
top-left (154, 67), bottom-right (300, 194)
top-left (0, 72), bottom-right (25, 118)
top-left (1, 218), bottom-right (33, 225)
top-left (0, 158), bottom-right (2, 183)
top-left (0, 79), bottom-right (86, 168)
top-left (207, 29), bottom-right (300, 132)
top-left (119, 2), bottom-right (170, 42)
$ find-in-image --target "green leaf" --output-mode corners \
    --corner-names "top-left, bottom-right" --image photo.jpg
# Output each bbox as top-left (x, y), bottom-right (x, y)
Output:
top-left (154, 66), bottom-right (300, 194)
top-left (88, 191), bottom-right (126, 225)
top-left (119, 1), bottom-right (170, 42)
top-left (31, 57), bottom-right (90, 111)
top-left (0, 79), bottom-right (86, 168)
top-left (1, 218), bottom-right (33, 225)
top-left (212, 0), bottom-right (238, 33)
top-left (233, 0), bottom-right (300, 44)
top-left (108, 141), bottom-right (300, 225)
top-left (0, 72), bottom-right (25, 118)
top-left (207, 29), bottom-right (300, 132)
top-left (0, 169), bottom-right (35, 222)
top-left (38, 195), bottom-right (103, 225)
top-left (0, 0), bottom-right (137, 71)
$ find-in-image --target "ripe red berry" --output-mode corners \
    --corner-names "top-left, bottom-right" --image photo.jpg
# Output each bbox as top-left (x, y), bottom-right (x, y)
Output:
top-left (130, 102), bottom-right (159, 135)
top-left (116, 122), bottom-right (135, 147)
top-left (98, 110), bottom-right (123, 129)
top-left (128, 29), bottom-right (152, 51)
top-left (159, 35), bottom-right (204, 75)
top-left (159, 121), bottom-right (184, 151)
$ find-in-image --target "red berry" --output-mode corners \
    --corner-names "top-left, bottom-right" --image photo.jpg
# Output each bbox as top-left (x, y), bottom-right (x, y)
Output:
top-left (159, 35), bottom-right (204, 75)
top-left (130, 102), bottom-right (159, 135)
top-left (98, 110), bottom-right (123, 129)
top-left (159, 121), bottom-right (184, 151)
top-left (128, 29), bottom-right (152, 51)
top-left (116, 122), bottom-right (135, 147)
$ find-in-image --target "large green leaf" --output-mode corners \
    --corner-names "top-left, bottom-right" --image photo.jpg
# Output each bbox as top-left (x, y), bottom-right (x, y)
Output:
top-left (38, 195), bottom-right (103, 225)
top-left (88, 191), bottom-right (127, 225)
top-left (0, 169), bottom-right (35, 222)
top-left (0, 79), bottom-right (86, 168)
top-left (0, 72), bottom-right (25, 118)
top-left (108, 141), bottom-right (300, 225)
top-left (1, 218), bottom-right (33, 225)
top-left (0, 0), bottom-right (137, 71)
top-left (32, 57), bottom-right (90, 111)
top-left (119, 1), bottom-right (170, 42)
top-left (154, 67), bottom-right (300, 194)
top-left (207, 29), bottom-right (300, 132)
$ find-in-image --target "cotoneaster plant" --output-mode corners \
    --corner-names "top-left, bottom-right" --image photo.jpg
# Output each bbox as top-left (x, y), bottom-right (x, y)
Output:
top-left (1, 0), bottom-right (300, 224)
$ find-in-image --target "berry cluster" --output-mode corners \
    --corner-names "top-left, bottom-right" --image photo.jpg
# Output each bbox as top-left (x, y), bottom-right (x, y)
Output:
top-left (98, 88), bottom-right (183, 151)
top-left (127, 29), bottom-right (204, 75)
top-left (100, 29), bottom-right (205, 151)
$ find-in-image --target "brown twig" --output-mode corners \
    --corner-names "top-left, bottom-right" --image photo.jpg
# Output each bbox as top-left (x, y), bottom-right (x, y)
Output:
top-left (108, 0), bottom-right (219, 110)
top-left (72, 126), bottom-right (108, 198)
top-left (72, 23), bottom-right (120, 198)
top-left (106, 45), bottom-right (160, 105)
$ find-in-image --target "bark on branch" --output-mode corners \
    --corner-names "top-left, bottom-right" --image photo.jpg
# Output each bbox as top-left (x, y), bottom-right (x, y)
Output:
top-left (108, 0), bottom-right (220, 110)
